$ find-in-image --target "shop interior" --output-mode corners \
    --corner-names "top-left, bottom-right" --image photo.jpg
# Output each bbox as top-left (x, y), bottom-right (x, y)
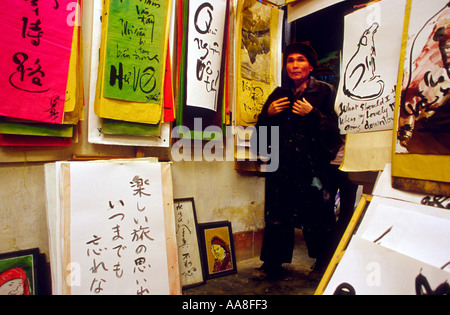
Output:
top-left (0, 0), bottom-right (449, 296)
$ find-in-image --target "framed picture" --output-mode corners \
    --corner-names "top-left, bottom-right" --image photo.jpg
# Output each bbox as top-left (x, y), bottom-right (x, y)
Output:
top-left (198, 221), bottom-right (237, 280)
top-left (174, 198), bottom-right (205, 289)
top-left (0, 248), bottom-right (40, 295)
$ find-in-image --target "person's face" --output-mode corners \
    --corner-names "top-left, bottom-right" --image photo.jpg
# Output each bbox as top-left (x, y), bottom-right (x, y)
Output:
top-left (211, 244), bottom-right (226, 260)
top-left (286, 53), bottom-right (314, 85)
top-left (0, 279), bottom-right (24, 295)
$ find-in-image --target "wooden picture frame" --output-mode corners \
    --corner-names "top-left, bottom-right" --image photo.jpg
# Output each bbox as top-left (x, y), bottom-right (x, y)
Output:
top-left (0, 248), bottom-right (40, 295)
top-left (174, 198), bottom-right (205, 289)
top-left (198, 221), bottom-right (237, 280)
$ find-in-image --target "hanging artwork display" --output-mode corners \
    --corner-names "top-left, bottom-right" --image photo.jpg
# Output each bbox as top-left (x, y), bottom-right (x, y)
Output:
top-left (396, 0), bottom-right (450, 155)
top-left (235, 0), bottom-right (283, 127)
top-left (175, 0), bottom-right (229, 140)
top-left (95, 0), bottom-right (173, 125)
top-left (88, 0), bottom-right (172, 147)
top-left (0, 1), bottom-right (84, 149)
top-left (102, 0), bottom-right (167, 104)
top-left (0, 0), bottom-right (75, 125)
top-left (392, 0), bottom-right (450, 195)
top-left (335, 0), bottom-right (407, 134)
top-left (185, 0), bottom-right (228, 112)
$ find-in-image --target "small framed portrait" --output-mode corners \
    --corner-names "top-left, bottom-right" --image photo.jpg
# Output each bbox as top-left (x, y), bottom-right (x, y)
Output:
top-left (0, 248), bottom-right (40, 295)
top-left (174, 198), bottom-right (205, 289)
top-left (198, 221), bottom-right (237, 280)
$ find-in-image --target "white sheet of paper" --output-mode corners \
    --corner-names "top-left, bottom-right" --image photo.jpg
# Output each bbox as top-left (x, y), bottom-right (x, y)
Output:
top-left (324, 237), bottom-right (450, 295)
top-left (355, 196), bottom-right (450, 271)
top-left (335, 0), bottom-right (406, 134)
top-left (185, 0), bottom-right (227, 112)
top-left (68, 161), bottom-right (170, 295)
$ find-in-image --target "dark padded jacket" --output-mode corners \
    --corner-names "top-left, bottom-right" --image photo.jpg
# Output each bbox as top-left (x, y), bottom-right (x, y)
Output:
top-left (254, 77), bottom-right (343, 230)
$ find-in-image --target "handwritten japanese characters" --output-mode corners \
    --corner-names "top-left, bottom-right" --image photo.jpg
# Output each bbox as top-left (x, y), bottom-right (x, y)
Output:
top-left (0, 0), bottom-right (74, 124)
top-left (103, 0), bottom-right (169, 104)
top-left (185, 0), bottom-right (228, 112)
top-left (68, 162), bottom-right (172, 295)
top-left (335, 0), bottom-right (406, 134)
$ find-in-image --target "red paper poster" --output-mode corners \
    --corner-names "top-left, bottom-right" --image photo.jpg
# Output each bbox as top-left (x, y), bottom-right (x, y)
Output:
top-left (164, 46), bottom-right (175, 122)
top-left (0, 134), bottom-right (72, 147)
top-left (0, 0), bottom-right (75, 124)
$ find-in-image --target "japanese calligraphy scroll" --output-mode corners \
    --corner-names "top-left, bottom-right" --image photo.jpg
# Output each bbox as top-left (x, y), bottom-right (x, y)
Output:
top-left (0, 0), bottom-right (75, 124)
top-left (392, 0), bottom-right (450, 196)
top-left (335, 0), bottom-right (407, 134)
top-left (46, 160), bottom-right (180, 295)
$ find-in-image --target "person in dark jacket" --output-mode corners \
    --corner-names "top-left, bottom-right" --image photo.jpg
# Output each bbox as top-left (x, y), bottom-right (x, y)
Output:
top-left (253, 42), bottom-right (343, 280)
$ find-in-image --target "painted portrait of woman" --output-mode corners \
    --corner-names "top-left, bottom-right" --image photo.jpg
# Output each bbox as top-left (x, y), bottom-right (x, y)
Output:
top-left (210, 236), bottom-right (233, 273)
top-left (200, 222), bottom-right (236, 279)
top-left (0, 267), bottom-right (31, 295)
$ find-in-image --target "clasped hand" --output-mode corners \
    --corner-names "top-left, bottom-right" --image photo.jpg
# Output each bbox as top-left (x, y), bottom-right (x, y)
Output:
top-left (268, 97), bottom-right (313, 117)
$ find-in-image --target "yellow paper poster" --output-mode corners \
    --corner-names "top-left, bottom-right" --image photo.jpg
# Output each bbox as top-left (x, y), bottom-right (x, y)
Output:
top-left (340, 130), bottom-right (393, 172)
top-left (64, 2), bottom-right (84, 125)
top-left (235, 0), bottom-right (281, 127)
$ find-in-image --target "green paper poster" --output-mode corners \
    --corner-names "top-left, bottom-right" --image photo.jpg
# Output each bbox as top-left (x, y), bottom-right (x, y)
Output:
top-left (103, 0), bottom-right (168, 103)
top-left (0, 120), bottom-right (73, 138)
top-left (101, 119), bottom-right (160, 137)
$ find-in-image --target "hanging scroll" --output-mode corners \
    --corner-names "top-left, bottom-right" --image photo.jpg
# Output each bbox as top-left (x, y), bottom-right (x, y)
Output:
top-left (235, 0), bottom-right (283, 127)
top-left (0, 0), bottom-right (75, 124)
top-left (185, 0), bottom-right (228, 112)
top-left (396, 0), bottom-right (450, 155)
top-left (95, 0), bottom-right (173, 124)
top-left (88, 0), bottom-right (171, 147)
top-left (103, 0), bottom-right (167, 103)
top-left (175, 0), bottom-right (229, 140)
top-left (392, 0), bottom-right (450, 195)
top-left (335, 0), bottom-right (407, 134)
